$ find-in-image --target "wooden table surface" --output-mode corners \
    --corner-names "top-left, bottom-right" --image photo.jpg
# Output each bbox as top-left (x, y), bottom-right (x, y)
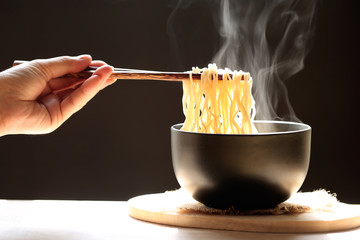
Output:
top-left (0, 199), bottom-right (359, 240)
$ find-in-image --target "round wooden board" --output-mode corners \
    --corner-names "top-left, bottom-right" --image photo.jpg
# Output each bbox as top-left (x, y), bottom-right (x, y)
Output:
top-left (128, 192), bottom-right (360, 233)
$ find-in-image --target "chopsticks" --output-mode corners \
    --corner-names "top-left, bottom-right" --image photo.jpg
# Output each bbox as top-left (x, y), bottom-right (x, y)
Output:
top-left (13, 60), bottom-right (204, 82)
top-left (12, 60), bottom-right (246, 94)
top-left (76, 67), bottom-right (201, 82)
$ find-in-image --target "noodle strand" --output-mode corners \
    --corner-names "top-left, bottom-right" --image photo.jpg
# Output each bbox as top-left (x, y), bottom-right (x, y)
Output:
top-left (181, 64), bottom-right (257, 134)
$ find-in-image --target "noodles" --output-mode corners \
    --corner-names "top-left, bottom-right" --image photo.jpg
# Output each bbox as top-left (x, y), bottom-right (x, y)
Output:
top-left (181, 64), bottom-right (257, 134)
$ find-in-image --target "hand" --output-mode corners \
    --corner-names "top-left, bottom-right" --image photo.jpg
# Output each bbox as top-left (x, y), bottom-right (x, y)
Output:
top-left (0, 55), bottom-right (115, 136)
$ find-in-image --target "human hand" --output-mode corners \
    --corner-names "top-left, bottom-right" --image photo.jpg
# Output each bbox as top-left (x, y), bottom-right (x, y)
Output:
top-left (0, 55), bottom-right (115, 136)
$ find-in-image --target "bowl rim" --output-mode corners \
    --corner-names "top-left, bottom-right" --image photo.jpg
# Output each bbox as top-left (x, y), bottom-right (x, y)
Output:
top-left (171, 120), bottom-right (311, 136)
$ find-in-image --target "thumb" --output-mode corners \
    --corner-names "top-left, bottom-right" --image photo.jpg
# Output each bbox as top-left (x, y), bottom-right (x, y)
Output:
top-left (60, 65), bottom-right (113, 120)
top-left (27, 55), bottom-right (92, 81)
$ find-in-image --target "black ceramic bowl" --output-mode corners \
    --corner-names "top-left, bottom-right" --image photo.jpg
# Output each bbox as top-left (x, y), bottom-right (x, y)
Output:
top-left (171, 120), bottom-right (311, 210)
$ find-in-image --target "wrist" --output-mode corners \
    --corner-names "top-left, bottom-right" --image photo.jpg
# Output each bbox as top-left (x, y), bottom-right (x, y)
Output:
top-left (0, 112), bottom-right (4, 137)
top-left (0, 98), bottom-right (8, 137)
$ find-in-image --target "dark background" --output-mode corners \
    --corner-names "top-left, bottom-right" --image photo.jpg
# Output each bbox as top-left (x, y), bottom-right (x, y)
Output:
top-left (0, 0), bottom-right (359, 203)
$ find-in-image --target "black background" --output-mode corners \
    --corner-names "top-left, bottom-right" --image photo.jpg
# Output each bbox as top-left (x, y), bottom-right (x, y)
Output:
top-left (0, 0), bottom-right (359, 203)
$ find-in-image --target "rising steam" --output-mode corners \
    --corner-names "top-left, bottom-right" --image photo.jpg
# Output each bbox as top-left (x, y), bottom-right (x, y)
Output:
top-left (168, 0), bottom-right (317, 121)
top-left (212, 0), bottom-right (317, 121)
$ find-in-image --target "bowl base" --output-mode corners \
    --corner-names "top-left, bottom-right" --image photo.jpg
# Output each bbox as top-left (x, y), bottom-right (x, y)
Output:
top-left (191, 178), bottom-right (290, 210)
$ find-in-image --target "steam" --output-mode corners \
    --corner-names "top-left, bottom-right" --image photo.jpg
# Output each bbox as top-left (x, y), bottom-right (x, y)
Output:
top-left (212, 0), bottom-right (317, 121)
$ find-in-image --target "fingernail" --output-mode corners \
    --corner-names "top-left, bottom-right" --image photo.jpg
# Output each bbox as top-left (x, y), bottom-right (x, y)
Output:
top-left (78, 54), bottom-right (91, 61)
top-left (101, 65), bottom-right (114, 70)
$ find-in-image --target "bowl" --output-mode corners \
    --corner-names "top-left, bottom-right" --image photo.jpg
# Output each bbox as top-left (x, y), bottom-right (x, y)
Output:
top-left (171, 120), bottom-right (311, 210)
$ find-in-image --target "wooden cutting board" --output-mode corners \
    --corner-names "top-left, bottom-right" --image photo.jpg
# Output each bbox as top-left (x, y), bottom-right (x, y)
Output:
top-left (128, 189), bottom-right (360, 233)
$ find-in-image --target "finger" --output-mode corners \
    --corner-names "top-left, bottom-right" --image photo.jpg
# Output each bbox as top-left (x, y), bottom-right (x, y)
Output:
top-left (28, 55), bottom-right (92, 81)
top-left (105, 78), bottom-right (117, 86)
top-left (90, 60), bottom-right (116, 83)
top-left (90, 60), bottom-right (107, 67)
top-left (47, 77), bottom-right (83, 90)
top-left (38, 93), bottom-right (62, 133)
top-left (47, 67), bottom-right (114, 98)
top-left (60, 65), bottom-right (113, 119)
top-left (89, 60), bottom-right (116, 90)
top-left (45, 59), bottom-right (108, 95)
top-left (52, 74), bottom-right (116, 95)
top-left (54, 87), bottom-right (78, 100)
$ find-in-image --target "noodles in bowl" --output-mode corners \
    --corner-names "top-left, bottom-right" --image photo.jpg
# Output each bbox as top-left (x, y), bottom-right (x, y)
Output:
top-left (171, 65), bottom-right (311, 210)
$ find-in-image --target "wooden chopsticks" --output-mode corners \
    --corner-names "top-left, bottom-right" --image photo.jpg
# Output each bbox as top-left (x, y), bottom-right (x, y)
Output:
top-left (76, 67), bottom-right (202, 82)
top-left (12, 60), bottom-right (246, 94)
